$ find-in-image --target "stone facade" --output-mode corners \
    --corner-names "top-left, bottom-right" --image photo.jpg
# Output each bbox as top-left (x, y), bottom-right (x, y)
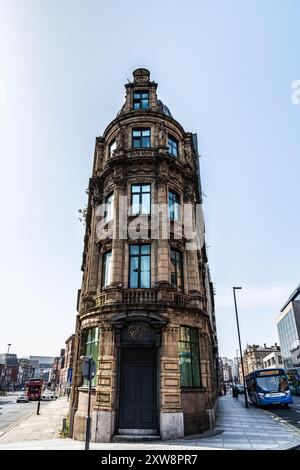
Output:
top-left (69, 68), bottom-right (218, 442)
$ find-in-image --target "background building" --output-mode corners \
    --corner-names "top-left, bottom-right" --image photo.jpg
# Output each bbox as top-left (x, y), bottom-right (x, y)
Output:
top-left (0, 353), bottom-right (18, 390)
top-left (262, 350), bottom-right (283, 369)
top-left (220, 357), bottom-right (233, 383)
top-left (59, 335), bottom-right (75, 396)
top-left (239, 344), bottom-right (280, 381)
top-left (17, 358), bottom-right (36, 387)
top-left (70, 68), bottom-right (218, 443)
top-left (277, 284), bottom-right (300, 368)
top-left (29, 356), bottom-right (54, 382)
top-left (50, 350), bottom-right (65, 391)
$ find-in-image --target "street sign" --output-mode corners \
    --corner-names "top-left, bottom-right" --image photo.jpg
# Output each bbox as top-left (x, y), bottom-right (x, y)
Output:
top-left (82, 358), bottom-right (96, 379)
top-left (67, 368), bottom-right (73, 384)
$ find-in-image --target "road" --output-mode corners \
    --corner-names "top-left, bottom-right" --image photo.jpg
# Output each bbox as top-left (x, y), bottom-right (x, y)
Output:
top-left (0, 393), bottom-right (46, 433)
top-left (264, 395), bottom-right (300, 449)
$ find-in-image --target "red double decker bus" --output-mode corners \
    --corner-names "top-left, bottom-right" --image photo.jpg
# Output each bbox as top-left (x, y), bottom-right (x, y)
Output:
top-left (26, 378), bottom-right (43, 401)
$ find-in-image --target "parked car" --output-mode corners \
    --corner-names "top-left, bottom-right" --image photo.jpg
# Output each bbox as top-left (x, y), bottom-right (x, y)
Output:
top-left (41, 391), bottom-right (58, 400)
top-left (236, 384), bottom-right (246, 394)
top-left (16, 392), bottom-right (29, 403)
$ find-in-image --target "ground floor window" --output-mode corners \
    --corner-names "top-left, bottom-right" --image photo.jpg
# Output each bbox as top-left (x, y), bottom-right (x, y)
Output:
top-left (179, 326), bottom-right (201, 387)
top-left (83, 327), bottom-right (99, 386)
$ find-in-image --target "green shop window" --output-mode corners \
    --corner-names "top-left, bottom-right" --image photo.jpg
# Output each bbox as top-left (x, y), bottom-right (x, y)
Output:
top-left (83, 327), bottom-right (99, 386)
top-left (179, 326), bottom-right (201, 387)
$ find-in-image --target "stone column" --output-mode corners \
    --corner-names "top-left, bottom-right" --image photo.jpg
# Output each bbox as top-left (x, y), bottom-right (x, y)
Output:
top-left (156, 182), bottom-right (170, 287)
top-left (160, 325), bottom-right (184, 439)
top-left (92, 324), bottom-right (116, 443)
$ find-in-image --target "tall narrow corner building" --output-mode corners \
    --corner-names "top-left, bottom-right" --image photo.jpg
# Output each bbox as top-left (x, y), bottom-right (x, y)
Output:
top-left (69, 68), bottom-right (219, 442)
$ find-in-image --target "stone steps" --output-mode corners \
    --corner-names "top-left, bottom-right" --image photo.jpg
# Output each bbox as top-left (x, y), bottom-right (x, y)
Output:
top-left (112, 434), bottom-right (161, 442)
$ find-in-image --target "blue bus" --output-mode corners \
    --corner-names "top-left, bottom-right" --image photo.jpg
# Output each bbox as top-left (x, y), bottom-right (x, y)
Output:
top-left (245, 368), bottom-right (293, 407)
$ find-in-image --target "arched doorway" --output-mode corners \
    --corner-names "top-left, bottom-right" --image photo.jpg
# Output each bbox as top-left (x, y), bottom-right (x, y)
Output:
top-left (109, 312), bottom-right (167, 435)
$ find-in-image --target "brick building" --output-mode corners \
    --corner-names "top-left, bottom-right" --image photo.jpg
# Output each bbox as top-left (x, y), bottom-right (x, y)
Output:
top-left (69, 68), bottom-right (218, 442)
top-left (59, 335), bottom-right (75, 396)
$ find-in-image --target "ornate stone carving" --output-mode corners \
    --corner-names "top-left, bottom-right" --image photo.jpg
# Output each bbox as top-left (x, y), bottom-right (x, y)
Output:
top-left (157, 121), bottom-right (167, 146)
top-left (116, 124), bottom-right (126, 149)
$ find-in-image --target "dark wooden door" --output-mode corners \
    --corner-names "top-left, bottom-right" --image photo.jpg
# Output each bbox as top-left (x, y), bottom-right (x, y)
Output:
top-left (119, 348), bottom-right (157, 430)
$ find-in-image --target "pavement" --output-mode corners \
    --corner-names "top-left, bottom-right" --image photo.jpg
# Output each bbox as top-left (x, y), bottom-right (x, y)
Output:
top-left (0, 393), bottom-right (300, 450)
top-left (0, 396), bottom-right (69, 445)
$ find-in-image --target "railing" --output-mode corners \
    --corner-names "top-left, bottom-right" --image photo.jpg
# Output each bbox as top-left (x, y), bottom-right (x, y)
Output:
top-left (173, 292), bottom-right (191, 307)
top-left (92, 289), bottom-right (193, 309)
top-left (94, 293), bottom-right (106, 307)
top-left (122, 289), bottom-right (157, 304)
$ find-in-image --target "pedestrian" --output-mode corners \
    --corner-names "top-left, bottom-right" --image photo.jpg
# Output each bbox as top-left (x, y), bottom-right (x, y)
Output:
top-left (223, 383), bottom-right (227, 395)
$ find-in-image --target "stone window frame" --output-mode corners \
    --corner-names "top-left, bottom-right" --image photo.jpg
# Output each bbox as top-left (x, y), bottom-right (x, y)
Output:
top-left (169, 247), bottom-right (184, 292)
top-left (103, 191), bottom-right (115, 224)
top-left (130, 183), bottom-right (151, 216)
top-left (128, 243), bottom-right (151, 289)
top-left (132, 90), bottom-right (149, 110)
top-left (167, 134), bottom-right (179, 157)
top-left (106, 135), bottom-right (117, 160)
top-left (109, 139), bottom-right (117, 158)
top-left (101, 250), bottom-right (112, 290)
top-left (82, 326), bottom-right (100, 387)
top-left (168, 187), bottom-right (181, 222)
top-left (131, 127), bottom-right (151, 149)
top-left (127, 179), bottom-right (155, 217)
top-left (179, 326), bottom-right (202, 389)
top-left (123, 239), bottom-right (155, 289)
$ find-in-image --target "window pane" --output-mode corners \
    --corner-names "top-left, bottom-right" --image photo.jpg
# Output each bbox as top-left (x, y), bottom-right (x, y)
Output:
top-left (102, 252), bottom-right (112, 287)
top-left (141, 245), bottom-right (150, 255)
top-left (133, 139), bottom-right (140, 148)
top-left (180, 326), bottom-right (190, 342)
top-left (132, 194), bottom-right (140, 215)
top-left (179, 341), bottom-right (192, 387)
top-left (141, 136), bottom-right (150, 147)
top-left (130, 245), bottom-right (139, 255)
top-left (142, 193), bottom-right (150, 214)
top-left (142, 129), bottom-right (150, 136)
top-left (132, 185), bottom-right (141, 193)
top-left (129, 256), bottom-right (139, 288)
top-left (104, 193), bottom-right (114, 223)
top-left (191, 343), bottom-right (200, 386)
top-left (142, 185), bottom-right (151, 193)
top-left (140, 256), bottom-right (150, 288)
top-left (109, 140), bottom-right (117, 157)
top-left (171, 272), bottom-right (177, 288)
top-left (133, 130), bottom-right (141, 137)
top-left (190, 328), bottom-right (198, 344)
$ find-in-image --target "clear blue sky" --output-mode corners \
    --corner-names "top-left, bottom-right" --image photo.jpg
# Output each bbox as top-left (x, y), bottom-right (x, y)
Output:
top-left (0, 0), bottom-right (299, 358)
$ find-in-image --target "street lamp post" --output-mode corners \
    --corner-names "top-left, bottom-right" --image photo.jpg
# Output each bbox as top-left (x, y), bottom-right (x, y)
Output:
top-left (233, 287), bottom-right (248, 408)
top-left (81, 356), bottom-right (96, 451)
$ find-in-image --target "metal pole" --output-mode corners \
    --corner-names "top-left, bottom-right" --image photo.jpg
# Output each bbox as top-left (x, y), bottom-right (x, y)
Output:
top-left (235, 349), bottom-right (239, 383)
top-left (233, 287), bottom-right (248, 408)
top-left (85, 357), bottom-right (92, 451)
top-left (37, 399), bottom-right (41, 415)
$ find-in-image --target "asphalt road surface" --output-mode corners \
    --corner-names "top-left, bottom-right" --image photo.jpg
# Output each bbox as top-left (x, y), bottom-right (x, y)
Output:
top-left (0, 393), bottom-right (46, 433)
top-left (263, 395), bottom-right (300, 449)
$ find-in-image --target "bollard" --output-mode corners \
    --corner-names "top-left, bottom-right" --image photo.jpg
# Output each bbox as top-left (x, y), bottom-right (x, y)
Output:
top-left (62, 418), bottom-right (67, 432)
top-left (37, 399), bottom-right (41, 415)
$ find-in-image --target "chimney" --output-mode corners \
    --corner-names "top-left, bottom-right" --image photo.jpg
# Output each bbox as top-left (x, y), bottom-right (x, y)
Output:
top-left (264, 343), bottom-right (266, 349)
